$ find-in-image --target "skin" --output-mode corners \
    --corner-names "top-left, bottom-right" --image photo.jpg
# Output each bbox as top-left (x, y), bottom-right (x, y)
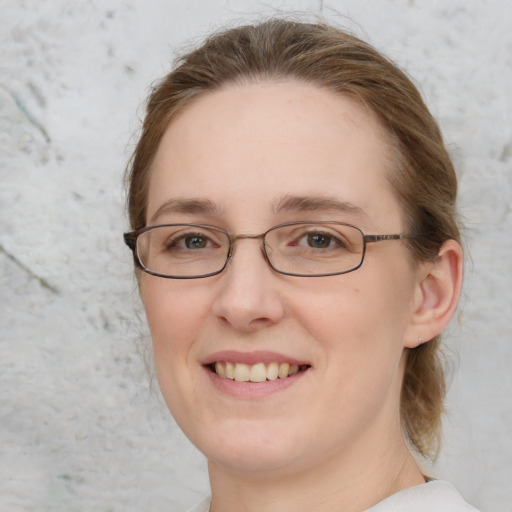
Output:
top-left (139, 81), bottom-right (463, 512)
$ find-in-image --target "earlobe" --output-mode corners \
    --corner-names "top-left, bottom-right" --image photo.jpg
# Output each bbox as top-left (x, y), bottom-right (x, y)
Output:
top-left (404, 239), bottom-right (464, 348)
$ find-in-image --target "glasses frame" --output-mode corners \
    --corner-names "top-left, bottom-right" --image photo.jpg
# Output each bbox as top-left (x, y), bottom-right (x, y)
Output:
top-left (123, 221), bottom-right (411, 279)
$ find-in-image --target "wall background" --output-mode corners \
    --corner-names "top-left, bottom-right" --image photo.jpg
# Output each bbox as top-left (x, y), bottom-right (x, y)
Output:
top-left (1, 1), bottom-right (510, 511)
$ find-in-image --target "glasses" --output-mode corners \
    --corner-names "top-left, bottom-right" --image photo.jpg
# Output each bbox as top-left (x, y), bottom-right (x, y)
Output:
top-left (123, 221), bottom-right (410, 279)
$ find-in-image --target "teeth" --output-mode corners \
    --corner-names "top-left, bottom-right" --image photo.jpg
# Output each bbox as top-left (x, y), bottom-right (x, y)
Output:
top-left (278, 362), bottom-right (290, 379)
top-left (215, 362), bottom-right (226, 378)
top-left (249, 363), bottom-right (267, 383)
top-left (225, 361), bottom-right (235, 380)
top-left (267, 362), bottom-right (279, 381)
top-left (234, 363), bottom-right (250, 382)
top-left (289, 364), bottom-right (299, 376)
top-left (213, 361), bottom-right (306, 382)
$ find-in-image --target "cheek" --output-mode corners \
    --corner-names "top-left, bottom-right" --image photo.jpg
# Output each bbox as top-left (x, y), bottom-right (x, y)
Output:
top-left (140, 280), bottom-right (207, 424)
top-left (141, 278), bottom-right (203, 342)
top-left (293, 265), bottom-right (415, 372)
top-left (297, 282), bottom-right (409, 343)
top-left (307, 279), bottom-right (412, 413)
top-left (140, 279), bottom-right (204, 383)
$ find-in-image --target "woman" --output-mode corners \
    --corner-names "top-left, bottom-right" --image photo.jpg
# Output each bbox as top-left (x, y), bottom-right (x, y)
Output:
top-left (124, 19), bottom-right (477, 511)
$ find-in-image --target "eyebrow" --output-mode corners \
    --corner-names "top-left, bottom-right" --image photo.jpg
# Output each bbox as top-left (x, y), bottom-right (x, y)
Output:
top-left (149, 198), bottom-right (223, 224)
top-left (149, 194), bottom-right (367, 224)
top-left (273, 195), bottom-right (368, 218)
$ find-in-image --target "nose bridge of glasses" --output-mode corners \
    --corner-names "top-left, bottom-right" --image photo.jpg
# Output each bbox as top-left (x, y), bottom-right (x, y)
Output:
top-left (226, 232), bottom-right (269, 262)
top-left (229, 232), bottom-right (266, 242)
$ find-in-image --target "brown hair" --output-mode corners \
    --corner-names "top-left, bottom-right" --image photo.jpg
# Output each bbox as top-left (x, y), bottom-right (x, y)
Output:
top-left (126, 19), bottom-right (461, 459)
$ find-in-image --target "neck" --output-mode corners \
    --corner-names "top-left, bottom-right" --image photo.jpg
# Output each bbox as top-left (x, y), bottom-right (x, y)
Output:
top-left (207, 428), bottom-right (425, 512)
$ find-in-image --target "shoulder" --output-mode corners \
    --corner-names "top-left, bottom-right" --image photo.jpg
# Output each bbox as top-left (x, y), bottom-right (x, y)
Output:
top-left (366, 480), bottom-right (479, 512)
top-left (185, 481), bottom-right (479, 512)
top-left (186, 496), bottom-right (211, 512)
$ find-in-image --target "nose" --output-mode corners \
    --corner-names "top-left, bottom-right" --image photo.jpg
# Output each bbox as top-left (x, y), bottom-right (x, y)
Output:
top-left (211, 238), bottom-right (285, 332)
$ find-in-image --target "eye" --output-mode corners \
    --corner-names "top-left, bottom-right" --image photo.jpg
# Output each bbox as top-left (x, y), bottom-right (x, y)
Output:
top-left (273, 224), bottom-right (354, 253)
top-left (166, 231), bottom-right (217, 250)
top-left (297, 230), bottom-right (347, 250)
top-left (306, 233), bottom-right (334, 249)
top-left (184, 235), bottom-right (208, 249)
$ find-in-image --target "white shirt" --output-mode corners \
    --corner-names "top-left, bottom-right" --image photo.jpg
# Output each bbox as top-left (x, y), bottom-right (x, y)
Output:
top-left (186, 480), bottom-right (479, 512)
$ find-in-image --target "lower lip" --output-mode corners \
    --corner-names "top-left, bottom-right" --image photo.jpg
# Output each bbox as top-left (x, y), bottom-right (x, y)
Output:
top-left (204, 366), bottom-right (309, 398)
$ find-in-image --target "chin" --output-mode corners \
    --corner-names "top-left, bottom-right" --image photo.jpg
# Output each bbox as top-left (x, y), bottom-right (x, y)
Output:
top-left (207, 444), bottom-right (306, 475)
top-left (188, 417), bottom-right (311, 474)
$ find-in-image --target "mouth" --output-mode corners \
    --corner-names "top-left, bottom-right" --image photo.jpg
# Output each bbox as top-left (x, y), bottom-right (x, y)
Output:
top-left (208, 361), bottom-right (311, 382)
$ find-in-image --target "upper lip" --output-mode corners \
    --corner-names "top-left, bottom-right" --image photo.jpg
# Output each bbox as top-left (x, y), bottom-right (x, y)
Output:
top-left (201, 350), bottom-right (310, 367)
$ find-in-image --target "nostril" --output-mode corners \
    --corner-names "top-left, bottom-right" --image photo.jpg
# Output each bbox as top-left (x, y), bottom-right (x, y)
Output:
top-left (248, 317), bottom-right (276, 331)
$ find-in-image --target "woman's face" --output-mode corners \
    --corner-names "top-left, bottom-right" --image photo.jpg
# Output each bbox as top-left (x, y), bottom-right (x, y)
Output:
top-left (141, 81), bottom-right (424, 475)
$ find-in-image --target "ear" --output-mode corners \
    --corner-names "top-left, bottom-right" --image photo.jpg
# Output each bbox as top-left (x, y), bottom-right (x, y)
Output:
top-left (404, 239), bottom-right (464, 348)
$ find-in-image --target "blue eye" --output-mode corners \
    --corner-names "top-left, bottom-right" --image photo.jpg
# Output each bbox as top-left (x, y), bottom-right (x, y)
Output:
top-left (278, 225), bottom-right (352, 253)
top-left (184, 235), bottom-right (208, 249)
top-left (306, 233), bottom-right (332, 248)
top-left (165, 231), bottom-right (216, 251)
top-left (299, 231), bottom-right (348, 250)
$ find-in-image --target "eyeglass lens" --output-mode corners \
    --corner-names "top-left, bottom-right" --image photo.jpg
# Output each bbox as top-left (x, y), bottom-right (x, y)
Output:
top-left (135, 223), bottom-right (365, 278)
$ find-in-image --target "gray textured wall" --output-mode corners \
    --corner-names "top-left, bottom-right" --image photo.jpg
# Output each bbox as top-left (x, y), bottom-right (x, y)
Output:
top-left (1, 1), bottom-right (510, 511)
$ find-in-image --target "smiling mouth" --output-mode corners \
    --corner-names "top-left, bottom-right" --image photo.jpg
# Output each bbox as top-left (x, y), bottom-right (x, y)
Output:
top-left (209, 362), bottom-right (311, 382)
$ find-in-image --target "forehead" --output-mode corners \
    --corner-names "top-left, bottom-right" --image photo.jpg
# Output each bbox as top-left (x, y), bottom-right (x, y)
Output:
top-left (147, 80), bottom-right (401, 230)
